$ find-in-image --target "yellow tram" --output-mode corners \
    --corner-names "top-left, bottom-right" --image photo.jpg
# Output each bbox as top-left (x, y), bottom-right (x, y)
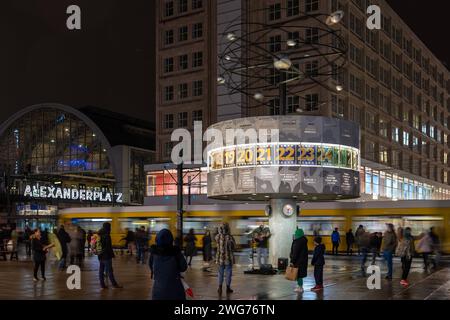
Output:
top-left (58, 200), bottom-right (450, 253)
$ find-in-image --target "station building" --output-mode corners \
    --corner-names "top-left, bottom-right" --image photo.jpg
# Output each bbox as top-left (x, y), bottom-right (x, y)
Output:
top-left (0, 103), bottom-right (155, 230)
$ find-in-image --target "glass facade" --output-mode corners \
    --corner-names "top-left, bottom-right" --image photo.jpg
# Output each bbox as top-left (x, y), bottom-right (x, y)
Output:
top-left (146, 166), bottom-right (450, 200)
top-left (0, 108), bottom-right (110, 175)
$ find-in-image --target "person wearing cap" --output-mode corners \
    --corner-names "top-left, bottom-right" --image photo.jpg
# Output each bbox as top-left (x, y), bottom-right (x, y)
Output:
top-left (382, 223), bottom-right (397, 280)
top-left (290, 228), bottom-right (308, 293)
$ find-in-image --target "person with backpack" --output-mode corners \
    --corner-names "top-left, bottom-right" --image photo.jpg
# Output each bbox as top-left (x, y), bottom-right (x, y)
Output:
top-left (149, 229), bottom-right (188, 300)
top-left (396, 227), bottom-right (423, 287)
top-left (311, 236), bottom-right (325, 291)
top-left (290, 228), bottom-right (308, 293)
top-left (382, 223), bottom-right (397, 280)
top-left (331, 228), bottom-right (340, 255)
top-left (97, 222), bottom-right (123, 289)
top-left (215, 222), bottom-right (236, 295)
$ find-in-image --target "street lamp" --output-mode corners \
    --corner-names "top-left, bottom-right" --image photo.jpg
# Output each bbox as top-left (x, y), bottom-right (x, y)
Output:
top-left (286, 39), bottom-right (297, 47)
top-left (273, 55), bottom-right (292, 70)
top-left (326, 10), bottom-right (344, 25)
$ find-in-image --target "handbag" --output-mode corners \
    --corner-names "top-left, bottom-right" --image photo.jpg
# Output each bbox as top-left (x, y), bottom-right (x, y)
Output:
top-left (285, 264), bottom-right (298, 281)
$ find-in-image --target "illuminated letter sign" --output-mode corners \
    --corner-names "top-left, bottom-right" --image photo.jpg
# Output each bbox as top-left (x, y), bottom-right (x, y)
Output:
top-left (23, 184), bottom-right (123, 203)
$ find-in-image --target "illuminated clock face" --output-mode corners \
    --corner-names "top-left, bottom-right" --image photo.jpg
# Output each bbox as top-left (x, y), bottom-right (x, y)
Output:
top-left (282, 204), bottom-right (295, 217)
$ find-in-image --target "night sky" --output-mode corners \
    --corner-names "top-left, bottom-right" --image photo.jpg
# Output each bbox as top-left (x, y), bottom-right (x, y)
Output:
top-left (0, 1), bottom-right (448, 125)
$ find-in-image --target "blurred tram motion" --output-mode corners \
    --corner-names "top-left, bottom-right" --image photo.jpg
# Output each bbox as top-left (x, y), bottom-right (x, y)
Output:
top-left (58, 201), bottom-right (450, 254)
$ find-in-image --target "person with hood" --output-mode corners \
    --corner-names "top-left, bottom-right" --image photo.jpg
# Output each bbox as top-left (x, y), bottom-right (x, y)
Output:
top-left (215, 223), bottom-right (236, 294)
top-left (57, 225), bottom-right (71, 270)
top-left (345, 229), bottom-right (355, 256)
top-left (331, 228), bottom-right (340, 255)
top-left (311, 236), bottom-right (325, 291)
top-left (396, 227), bottom-right (423, 287)
top-left (202, 230), bottom-right (212, 271)
top-left (98, 222), bottom-right (122, 289)
top-left (149, 229), bottom-right (188, 300)
top-left (184, 228), bottom-right (197, 266)
top-left (290, 228), bottom-right (308, 293)
top-left (416, 229), bottom-right (433, 271)
top-left (382, 224), bottom-right (397, 280)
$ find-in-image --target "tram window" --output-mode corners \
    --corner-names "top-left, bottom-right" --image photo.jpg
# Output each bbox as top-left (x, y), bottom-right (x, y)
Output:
top-left (352, 216), bottom-right (443, 235)
top-left (118, 218), bottom-right (170, 234)
top-left (297, 217), bottom-right (346, 236)
top-left (71, 218), bottom-right (112, 232)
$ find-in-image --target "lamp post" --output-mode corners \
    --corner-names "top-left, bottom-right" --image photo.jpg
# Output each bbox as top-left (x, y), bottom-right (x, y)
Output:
top-left (273, 55), bottom-right (292, 115)
top-left (176, 163), bottom-right (184, 243)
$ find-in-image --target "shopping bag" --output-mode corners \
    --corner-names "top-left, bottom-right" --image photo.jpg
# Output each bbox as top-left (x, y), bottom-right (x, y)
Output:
top-left (181, 277), bottom-right (194, 299)
top-left (285, 265), bottom-right (298, 281)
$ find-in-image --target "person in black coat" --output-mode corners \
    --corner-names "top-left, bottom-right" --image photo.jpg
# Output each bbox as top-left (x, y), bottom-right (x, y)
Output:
top-left (98, 222), bottom-right (122, 289)
top-left (346, 229), bottom-right (355, 256)
top-left (311, 236), bottom-right (325, 291)
top-left (290, 228), bottom-right (308, 293)
top-left (149, 229), bottom-right (188, 300)
top-left (202, 230), bottom-right (212, 271)
top-left (31, 229), bottom-right (54, 281)
top-left (57, 225), bottom-right (71, 270)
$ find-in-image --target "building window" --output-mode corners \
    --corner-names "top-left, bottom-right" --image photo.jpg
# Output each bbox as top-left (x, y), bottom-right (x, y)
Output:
top-left (350, 43), bottom-right (363, 68)
top-left (287, 96), bottom-right (300, 113)
top-left (403, 131), bottom-right (410, 146)
top-left (349, 74), bottom-right (363, 97)
top-left (269, 35), bottom-right (282, 52)
top-left (392, 127), bottom-right (400, 143)
top-left (305, 0), bottom-right (319, 12)
top-left (269, 3), bottom-right (281, 20)
top-left (331, 95), bottom-right (344, 117)
top-left (178, 0), bottom-right (188, 13)
top-left (305, 28), bottom-right (319, 44)
top-left (164, 86), bottom-right (174, 101)
top-left (193, 80), bottom-right (203, 96)
top-left (379, 146), bottom-right (388, 164)
top-left (164, 114), bottom-right (174, 129)
top-left (178, 112), bottom-right (188, 127)
top-left (164, 142), bottom-right (174, 158)
top-left (287, 0), bottom-right (299, 16)
top-left (269, 98), bottom-right (280, 115)
top-left (193, 51), bottom-right (203, 67)
top-left (287, 31), bottom-right (300, 45)
top-left (165, 30), bottom-right (174, 45)
top-left (192, 0), bottom-right (202, 9)
top-left (365, 112), bottom-right (375, 132)
top-left (192, 110), bottom-right (203, 124)
top-left (379, 119), bottom-right (388, 137)
top-left (305, 60), bottom-right (319, 77)
top-left (305, 94), bottom-right (319, 111)
top-left (165, 1), bottom-right (174, 17)
top-left (349, 104), bottom-right (360, 123)
top-left (192, 23), bottom-right (203, 39)
top-left (349, 13), bottom-right (364, 38)
top-left (179, 26), bottom-right (188, 41)
top-left (179, 54), bottom-right (188, 70)
top-left (178, 83), bottom-right (188, 99)
top-left (164, 57), bottom-right (174, 73)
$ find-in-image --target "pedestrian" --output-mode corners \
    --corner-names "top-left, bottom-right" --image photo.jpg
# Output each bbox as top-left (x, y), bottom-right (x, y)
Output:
top-left (331, 227), bottom-right (340, 255)
top-left (396, 227), bottom-right (423, 287)
top-left (41, 228), bottom-right (49, 246)
top-left (215, 223), bottom-right (236, 294)
top-left (359, 230), bottom-right (371, 275)
top-left (56, 225), bottom-right (71, 270)
top-left (69, 226), bottom-right (82, 266)
top-left (121, 228), bottom-right (135, 256)
top-left (290, 228), bottom-right (308, 293)
top-left (79, 226), bottom-right (86, 260)
top-left (24, 226), bottom-right (32, 256)
top-left (98, 222), bottom-right (123, 289)
top-left (31, 229), bottom-right (54, 281)
top-left (429, 227), bottom-right (441, 268)
top-left (382, 223), bottom-right (397, 280)
top-left (253, 225), bottom-right (271, 268)
top-left (416, 230), bottom-right (433, 272)
top-left (135, 226), bottom-right (149, 264)
top-left (311, 236), bottom-right (325, 291)
top-left (149, 229), bottom-right (188, 300)
top-left (202, 230), bottom-right (212, 271)
top-left (10, 227), bottom-right (18, 256)
top-left (345, 228), bottom-right (355, 256)
top-left (184, 228), bottom-right (197, 266)
top-left (376, 232), bottom-right (383, 257)
top-left (86, 230), bottom-right (93, 254)
top-left (369, 232), bottom-right (379, 265)
top-left (355, 225), bottom-right (365, 255)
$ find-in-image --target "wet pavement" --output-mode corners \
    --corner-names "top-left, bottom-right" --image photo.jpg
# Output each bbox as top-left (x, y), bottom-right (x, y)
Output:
top-left (1, 248), bottom-right (449, 300)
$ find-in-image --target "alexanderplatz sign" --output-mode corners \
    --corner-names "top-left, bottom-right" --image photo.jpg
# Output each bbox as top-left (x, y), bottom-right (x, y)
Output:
top-left (23, 184), bottom-right (123, 203)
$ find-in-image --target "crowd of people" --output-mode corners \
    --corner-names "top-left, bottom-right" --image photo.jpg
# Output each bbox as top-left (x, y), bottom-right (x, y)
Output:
top-left (289, 224), bottom-right (442, 293)
top-left (0, 221), bottom-right (444, 299)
